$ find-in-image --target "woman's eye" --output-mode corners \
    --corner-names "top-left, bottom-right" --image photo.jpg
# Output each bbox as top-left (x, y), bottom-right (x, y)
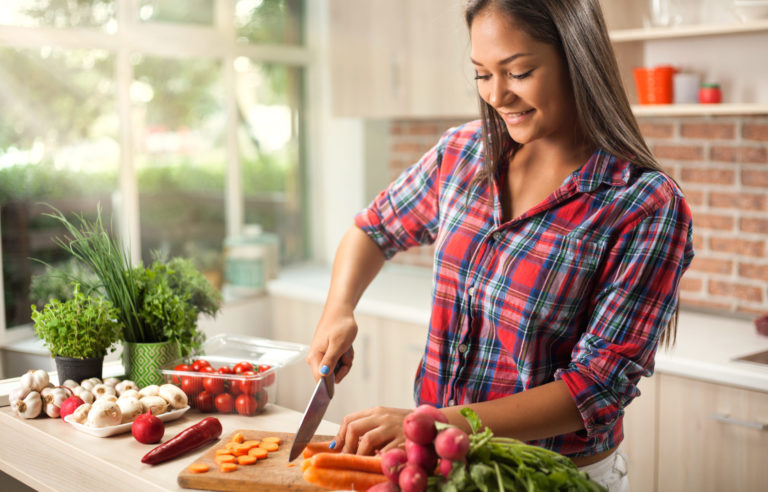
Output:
top-left (473, 72), bottom-right (491, 81)
top-left (508, 69), bottom-right (534, 80)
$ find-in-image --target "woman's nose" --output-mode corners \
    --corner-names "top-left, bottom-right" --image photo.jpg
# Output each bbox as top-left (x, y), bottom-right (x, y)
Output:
top-left (489, 77), bottom-right (510, 107)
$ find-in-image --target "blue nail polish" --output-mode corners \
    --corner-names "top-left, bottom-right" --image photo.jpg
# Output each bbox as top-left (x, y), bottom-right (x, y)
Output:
top-left (320, 365), bottom-right (330, 375)
top-left (329, 440), bottom-right (336, 450)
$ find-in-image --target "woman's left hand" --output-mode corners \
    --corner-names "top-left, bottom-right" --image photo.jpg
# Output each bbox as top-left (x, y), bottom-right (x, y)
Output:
top-left (333, 406), bottom-right (411, 455)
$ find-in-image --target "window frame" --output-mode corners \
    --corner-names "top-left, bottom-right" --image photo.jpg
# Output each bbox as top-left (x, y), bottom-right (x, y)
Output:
top-left (0, 0), bottom-right (313, 338)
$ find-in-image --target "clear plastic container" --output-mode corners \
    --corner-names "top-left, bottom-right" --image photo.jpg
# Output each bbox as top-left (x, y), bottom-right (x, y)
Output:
top-left (159, 335), bottom-right (307, 416)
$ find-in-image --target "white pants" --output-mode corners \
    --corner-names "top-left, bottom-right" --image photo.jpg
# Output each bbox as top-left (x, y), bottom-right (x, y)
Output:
top-left (578, 448), bottom-right (630, 492)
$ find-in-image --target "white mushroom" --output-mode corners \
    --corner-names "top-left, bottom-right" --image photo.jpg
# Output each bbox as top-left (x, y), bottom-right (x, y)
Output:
top-left (139, 395), bottom-right (168, 415)
top-left (102, 377), bottom-right (121, 387)
top-left (138, 384), bottom-right (160, 398)
top-left (92, 384), bottom-right (117, 399)
top-left (115, 380), bottom-right (138, 396)
top-left (87, 398), bottom-right (122, 428)
top-left (117, 397), bottom-right (143, 423)
top-left (118, 389), bottom-right (140, 400)
top-left (159, 384), bottom-right (188, 409)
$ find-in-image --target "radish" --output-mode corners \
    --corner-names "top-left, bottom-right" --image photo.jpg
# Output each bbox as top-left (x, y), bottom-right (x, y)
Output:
top-left (398, 463), bottom-right (427, 492)
top-left (413, 404), bottom-right (448, 424)
top-left (380, 447), bottom-right (408, 482)
top-left (59, 395), bottom-right (85, 420)
top-left (403, 411), bottom-right (437, 445)
top-left (366, 482), bottom-right (400, 492)
top-left (438, 458), bottom-right (454, 478)
top-left (132, 409), bottom-right (165, 444)
top-left (405, 440), bottom-right (438, 473)
top-left (434, 427), bottom-right (470, 461)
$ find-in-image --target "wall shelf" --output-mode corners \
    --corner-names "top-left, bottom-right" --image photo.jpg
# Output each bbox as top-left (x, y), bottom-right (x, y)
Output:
top-left (632, 103), bottom-right (768, 117)
top-left (610, 19), bottom-right (768, 42)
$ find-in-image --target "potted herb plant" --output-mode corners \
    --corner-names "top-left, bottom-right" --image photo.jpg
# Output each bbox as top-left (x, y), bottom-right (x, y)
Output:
top-left (43, 206), bottom-right (221, 386)
top-left (31, 283), bottom-right (122, 383)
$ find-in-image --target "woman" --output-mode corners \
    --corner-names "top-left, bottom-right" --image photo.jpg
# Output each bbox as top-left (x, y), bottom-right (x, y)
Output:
top-left (306, 0), bottom-right (694, 489)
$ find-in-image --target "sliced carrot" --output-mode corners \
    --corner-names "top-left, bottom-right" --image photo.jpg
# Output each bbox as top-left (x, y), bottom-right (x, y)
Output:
top-left (231, 432), bottom-right (245, 443)
top-left (303, 464), bottom-right (388, 492)
top-left (215, 448), bottom-right (233, 455)
top-left (237, 455), bottom-right (258, 466)
top-left (219, 462), bottom-right (238, 473)
top-left (261, 436), bottom-right (282, 444)
top-left (287, 463), bottom-right (296, 467)
top-left (215, 454), bottom-right (236, 464)
top-left (232, 444), bottom-right (253, 456)
top-left (248, 448), bottom-right (269, 460)
top-left (241, 440), bottom-right (261, 450)
top-left (259, 441), bottom-right (280, 452)
top-left (310, 452), bottom-right (383, 474)
top-left (302, 441), bottom-right (338, 459)
top-left (187, 463), bottom-right (210, 474)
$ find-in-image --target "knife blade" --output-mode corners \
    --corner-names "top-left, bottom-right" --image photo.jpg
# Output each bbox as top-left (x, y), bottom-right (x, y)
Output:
top-left (288, 368), bottom-right (336, 461)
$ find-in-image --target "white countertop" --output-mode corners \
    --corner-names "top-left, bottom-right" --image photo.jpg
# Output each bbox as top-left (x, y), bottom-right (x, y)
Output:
top-left (268, 264), bottom-right (768, 393)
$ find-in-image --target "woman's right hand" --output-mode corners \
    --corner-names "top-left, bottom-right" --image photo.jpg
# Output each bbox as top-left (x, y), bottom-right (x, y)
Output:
top-left (306, 308), bottom-right (357, 383)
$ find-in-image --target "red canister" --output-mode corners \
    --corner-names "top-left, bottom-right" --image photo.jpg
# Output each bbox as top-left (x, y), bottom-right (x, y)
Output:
top-left (698, 83), bottom-right (722, 104)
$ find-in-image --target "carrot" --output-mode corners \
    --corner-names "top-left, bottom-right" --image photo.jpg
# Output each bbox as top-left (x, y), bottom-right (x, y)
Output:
top-left (248, 448), bottom-right (269, 460)
top-left (302, 441), bottom-right (338, 458)
top-left (259, 441), bottom-right (279, 452)
top-left (237, 455), bottom-right (258, 465)
top-left (287, 463), bottom-right (296, 467)
top-left (215, 448), bottom-right (233, 455)
top-left (219, 462), bottom-right (238, 473)
top-left (261, 436), bottom-right (282, 444)
top-left (187, 463), bottom-right (209, 474)
top-left (301, 459), bottom-right (312, 472)
top-left (232, 444), bottom-right (252, 456)
top-left (310, 452), bottom-right (383, 474)
top-left (215, 454), bottom-right (236, 464)
top-left (231, 432), bottom-right (245, 443)
top-left (303, 465), bottom-right (388, 492)
top-left (241, 440), bottom-right (261, 449)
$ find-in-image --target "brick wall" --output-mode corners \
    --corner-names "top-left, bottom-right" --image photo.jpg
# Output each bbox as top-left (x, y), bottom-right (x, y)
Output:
top-left (387, 116), bottom-right (768, 317)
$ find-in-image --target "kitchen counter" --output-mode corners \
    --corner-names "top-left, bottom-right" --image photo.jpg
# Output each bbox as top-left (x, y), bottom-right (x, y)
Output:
top-left (269, 264), bottom-right (768, 392)
top-left (0, 403), bottom-right (338, 491)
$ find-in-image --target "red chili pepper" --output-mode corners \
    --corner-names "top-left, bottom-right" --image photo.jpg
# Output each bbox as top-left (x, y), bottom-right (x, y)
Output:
top-left (141, 417), bottom-right (222, 465)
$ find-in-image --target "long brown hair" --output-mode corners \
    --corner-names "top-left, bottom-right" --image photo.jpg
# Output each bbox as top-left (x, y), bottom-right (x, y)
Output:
top-left (465, 0), bottom-right (678, 345)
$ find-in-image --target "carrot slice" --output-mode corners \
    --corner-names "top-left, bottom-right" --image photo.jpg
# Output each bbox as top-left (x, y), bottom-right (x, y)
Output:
top-left (259, 441), bottom-right (279, 452)
top-left (248, 448), bottom-right (269, 460)
top-left (231, 432), bottom-right (245, 443)
top-left (241, 440), bottom-right (261, 450)
top-left (303, 464), bottom-right (388, 491)
top-left (220, 462), bottom-right (238, 473)
top-left (215, 454), bottom-right (236, 464)
top-left (237, 455), bottom-right (258, 465)
top-left (261, 436), bottom-right (282, 444)
top-left (215, 448), bottom-right (233, 455)
top-left (187, 463), bottom-right (209, 474)
top-left (310, 452), bottom-right (383, 474)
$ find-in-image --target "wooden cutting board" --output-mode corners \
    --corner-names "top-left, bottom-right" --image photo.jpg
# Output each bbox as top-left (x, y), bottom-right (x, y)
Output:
top-left (178, 429), bottom-right (334, 491)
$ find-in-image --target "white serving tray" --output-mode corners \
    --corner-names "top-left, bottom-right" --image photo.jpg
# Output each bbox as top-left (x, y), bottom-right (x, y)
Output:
top-left (64, 406), bottom-right (190, 438)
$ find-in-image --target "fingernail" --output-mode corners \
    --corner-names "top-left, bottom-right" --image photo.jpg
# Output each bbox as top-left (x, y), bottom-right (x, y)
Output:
top-left (329, 440), bottom-right (336, 450)
top-left (320, 365), bottom-right (330, 375)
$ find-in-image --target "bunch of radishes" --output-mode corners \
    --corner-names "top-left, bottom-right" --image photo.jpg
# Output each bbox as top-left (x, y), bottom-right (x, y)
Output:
top-left (371, 405), bottom-right (469, 492)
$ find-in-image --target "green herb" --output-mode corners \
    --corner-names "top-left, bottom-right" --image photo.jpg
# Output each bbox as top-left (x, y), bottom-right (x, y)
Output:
top-left (430, 409), bottom-right (607, 492)
top-left (31, 283), bottom-right (123, 359)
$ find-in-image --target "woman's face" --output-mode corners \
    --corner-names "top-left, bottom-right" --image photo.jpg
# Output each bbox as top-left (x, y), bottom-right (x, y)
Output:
top-left (470, 9), bottom-right (577, 146)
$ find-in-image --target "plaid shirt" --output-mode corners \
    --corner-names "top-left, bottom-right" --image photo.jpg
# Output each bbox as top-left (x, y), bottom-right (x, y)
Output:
top-left (354, 120), bottom-right (694, 457)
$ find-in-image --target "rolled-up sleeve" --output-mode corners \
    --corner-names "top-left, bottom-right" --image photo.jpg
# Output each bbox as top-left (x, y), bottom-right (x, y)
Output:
top-left (354, 136), bottom-right (444, 259)
top-left (555, 184), bottom-right (695, 440)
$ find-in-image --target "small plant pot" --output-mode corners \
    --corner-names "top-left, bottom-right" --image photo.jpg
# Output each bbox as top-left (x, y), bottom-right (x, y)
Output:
top-left (123, 341), bottom-right (180, 387)
top-left (54, 355), bottom-right (104, 385)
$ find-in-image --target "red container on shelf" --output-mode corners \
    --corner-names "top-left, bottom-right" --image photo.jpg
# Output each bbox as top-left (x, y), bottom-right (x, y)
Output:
top-left (698, 83), bottom-right (722, 104)
top-left (633, 65), bottom-right (677, 104)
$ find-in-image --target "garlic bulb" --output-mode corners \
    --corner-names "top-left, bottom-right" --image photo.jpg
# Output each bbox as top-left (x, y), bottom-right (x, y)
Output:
top-left (138, 384), bottom-right (160, 398)
top-left (118, 389), bottom-right (140, 400)
top-left (9, 386), bottom-right (29, 405)
top-left (159, 384), bottom-right (188, 409)
top-left (70, 403), bottom-right (92, 424)
top-left (103, 377), bottom-right (120, 387)
top-left (139, 395), bottom-right (168, 415)
top-left (92, 384), bottom-right (116, 399)
top-left (61, 379), bottom-right (80, 390)
top-left (87, 398), bottom-right (122, 427)
top-left (117, 397), bottom-right (143, 423)
top-left (41, 387), bottom-right (70, 418)
top-left (21, 369), bottom-right (49, 393)
top-left (80, 379), bottom-right (96, 391)
top-left (73, 386), bottom-right (95, 404)
top-left (100, 394), bottom-right (118, 403)
top-left (12, 391), bottom-right (42, 419)
top-left (115, 380), bottom-right (138, 396)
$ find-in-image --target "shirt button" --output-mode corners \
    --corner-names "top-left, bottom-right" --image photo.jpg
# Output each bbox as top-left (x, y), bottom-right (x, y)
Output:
top-left (492, 232), bottom-right (503, 241)
top-left (468, 286), bottom-right (476, 296)
top-left (447, 399), bottom-right (456, 406)
top-left (458, 343), bottom-right (468, 354)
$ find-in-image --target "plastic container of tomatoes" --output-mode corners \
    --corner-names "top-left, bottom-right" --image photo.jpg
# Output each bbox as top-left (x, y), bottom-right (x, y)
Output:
top-left (159, 335), bottom-right (307, 416)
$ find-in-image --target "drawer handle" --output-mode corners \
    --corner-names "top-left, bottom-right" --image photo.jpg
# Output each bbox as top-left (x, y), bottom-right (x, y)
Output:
top-left (710, 413), bottom-right (768, 431)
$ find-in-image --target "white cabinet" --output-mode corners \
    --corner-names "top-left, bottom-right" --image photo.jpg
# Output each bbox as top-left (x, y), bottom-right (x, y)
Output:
top-left (622, 375), bottom-right (658, 492)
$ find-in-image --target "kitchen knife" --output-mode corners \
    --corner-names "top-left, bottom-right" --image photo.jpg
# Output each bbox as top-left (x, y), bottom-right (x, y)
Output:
top-left (288, 366), bottom-right (337, 461)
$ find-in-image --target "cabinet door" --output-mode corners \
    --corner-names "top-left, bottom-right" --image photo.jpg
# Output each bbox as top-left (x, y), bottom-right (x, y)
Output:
top-left (376, 318), bottom-right (428, 409)
top-left (622, 375), bottom-right (658, 492)
top-left (657, 374), bottom-right (768, 492)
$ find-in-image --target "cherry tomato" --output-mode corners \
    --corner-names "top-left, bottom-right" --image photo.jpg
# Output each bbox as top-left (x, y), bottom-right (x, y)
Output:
top-left (258, 364), bottom-right (275, 387)
top-left (233, 361), bottom-right (254, 374)
top-left (181, 376), bottom-right (203, 397)
top-left (235, 394), bottom-right (259, 416)
top-left (195, 390), bottom-right (215, 412)
top-left (192, 359), bottom-right (212, 372)
top-left (214, 393), bottom-right (235, 413)
top-left (216, 365), bottom-right (234, 375)
top-left (202, 376), bottom-right (225, 395)
top-left (235, 370), bottom-right (261, 395)
top-left (254, 389), bottom-right (269, 411)
top-left (172, 363), bottom-right (193, 384)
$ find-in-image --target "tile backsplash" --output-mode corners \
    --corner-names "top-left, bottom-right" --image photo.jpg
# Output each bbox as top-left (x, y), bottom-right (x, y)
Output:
top-left (386, 116), bottom-right (768, 317)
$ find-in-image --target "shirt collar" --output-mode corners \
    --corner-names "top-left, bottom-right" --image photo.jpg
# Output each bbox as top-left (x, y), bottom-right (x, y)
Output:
top-left (572, 148), bottom-right (631, 193)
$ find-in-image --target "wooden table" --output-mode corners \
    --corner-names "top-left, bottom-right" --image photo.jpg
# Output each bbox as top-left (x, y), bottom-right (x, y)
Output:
top-left (0, 404), bottom-right (339, 491)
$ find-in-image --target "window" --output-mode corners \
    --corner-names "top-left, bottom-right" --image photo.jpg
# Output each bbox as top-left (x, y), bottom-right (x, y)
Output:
top-left (0, 0), bottom-right (308, 333)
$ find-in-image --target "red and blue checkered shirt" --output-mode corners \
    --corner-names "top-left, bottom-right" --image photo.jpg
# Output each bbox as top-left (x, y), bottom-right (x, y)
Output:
top-left (354, 120), bottom-right (694, 458)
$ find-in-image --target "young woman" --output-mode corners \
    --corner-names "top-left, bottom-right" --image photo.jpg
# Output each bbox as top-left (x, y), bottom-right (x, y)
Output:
top-left (306, 0), bottom-right (694, 489)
